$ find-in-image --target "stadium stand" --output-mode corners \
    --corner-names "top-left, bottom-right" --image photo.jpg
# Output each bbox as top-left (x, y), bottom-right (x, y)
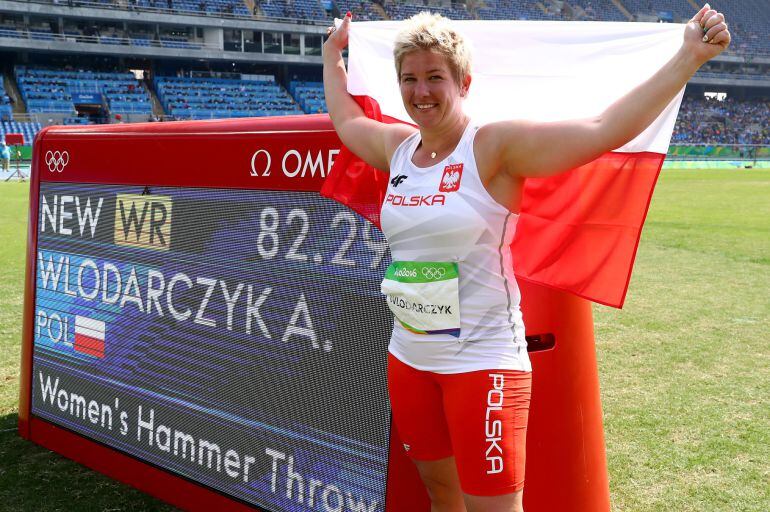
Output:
top-left (709, 0), bottom-right (770, 57)
top-left (150, 0), bottom-right (250, 16)
top-left (28, 21), bottom-right (56, 40)
top-left (622, 0), bottom-right (692, 22)
top-left (159, 36), bottom-right (204, 49)
top-left (6, 1), bottom-right (769, 57)
top-left (476, 0), bottom-right (626, 21)
top-left (621, 0), bottom-right (770, 56)
top-left (1, 121), bottom-right (43, 146)
top-left (672, 96), bottom-right (770, 145)
top-left (15, 68), bottom-right (76, 114)
top-left (42, 0), bottom-right (251, 17)
top-left (0, 19), bottom-right (28, 41)
top-left (254, 0), bottom-right (331, 20)
top-left (14, 67), bottom-right (152, 116)
top-left (384, 1), bottom-right (473, 21)
top-left (54, 20), bottom-right (213, 49)
top-left (568, 0), bottom-right (627, 21)
top-left (101, 81), bottom-right (153, 115)
top-left (0, 94), bottom-right (12, 121)
top-left (289, 81), bottom-right (327, 113)
top-left (335, 0), bottom-right (386, 21)
top-left (476, 1), bottom-right (545, 21)
top-left (0, 0), bottom-right (767, 150)
top-left (154, 75), bottom-right (304, 119)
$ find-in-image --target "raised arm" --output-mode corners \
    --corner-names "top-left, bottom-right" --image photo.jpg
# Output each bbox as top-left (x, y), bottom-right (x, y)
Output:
top-left (484, 4), bottom-right (730, 178)
top-left (323, 13), bottom-right (414, 172)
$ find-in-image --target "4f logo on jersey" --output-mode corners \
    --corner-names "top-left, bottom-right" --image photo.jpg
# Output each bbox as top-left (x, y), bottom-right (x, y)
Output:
top-left (390, 174), bottom-right (408, 188)
top-left (114, 194), bottom-right (172, 251)
top-left (439, 164), bottom-right (463, 192)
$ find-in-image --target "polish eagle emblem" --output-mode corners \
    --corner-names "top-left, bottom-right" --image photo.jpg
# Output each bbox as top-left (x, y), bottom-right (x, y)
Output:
top-left (439, 163), bottom-right (464, 192)
top-left (443, 170), bottom-right (460, 188)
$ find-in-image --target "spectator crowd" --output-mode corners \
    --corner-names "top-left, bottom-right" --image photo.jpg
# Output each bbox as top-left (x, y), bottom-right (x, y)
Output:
top-left (672, 96), bottom-right (770, 145)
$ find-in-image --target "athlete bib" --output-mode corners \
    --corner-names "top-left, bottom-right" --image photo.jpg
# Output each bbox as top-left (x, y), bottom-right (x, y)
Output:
top-left (381, 261), bottom-right (461, 338)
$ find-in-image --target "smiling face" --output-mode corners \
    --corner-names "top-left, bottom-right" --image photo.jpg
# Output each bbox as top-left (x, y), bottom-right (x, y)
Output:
top-left (399, 49), bottom-right (470, 130)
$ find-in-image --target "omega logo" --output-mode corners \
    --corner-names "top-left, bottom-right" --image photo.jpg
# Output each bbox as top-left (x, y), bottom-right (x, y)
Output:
top-left (249, 148), bottom-right (340, 179)
top-left (250, 149), bottom-right (272, 177)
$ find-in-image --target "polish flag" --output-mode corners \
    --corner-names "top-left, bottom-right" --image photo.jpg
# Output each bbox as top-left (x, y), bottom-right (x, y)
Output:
top-left (321, 20), bottom-right (686, 308)
top-left (74, 316), bottom-right (105, 358)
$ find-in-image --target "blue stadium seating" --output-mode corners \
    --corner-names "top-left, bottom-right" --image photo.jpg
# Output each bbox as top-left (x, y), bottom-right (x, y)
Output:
top-left (620, 0), bottom-right (769, 55)
top-left (258, 0), bottom-right (292, 18)
top-left (1, 121), bottom-right (43, 146)
top-left (154, 75), bottom-right (304, 119)
top-left (568, 0), bottom-right (627, 21)
top-left (29, 28), bottom-right (56, 40)
top-left (622, 0), bottom-right (691, 21)
top-left (710, 0), bottom-right (769, 56)
top-left (0, 27), bottom-right (22, 39)
top-left (0, 94), bottom-right (12, 121)
top-left (14, 67), bottom-right (152, 116)
top-left (133, 0), bottom-right (250, 16)
top-left (385, 2), bottom-right (473, 21)
top-left (131, 37), bottom-right (153, 46)
top-left (334, 0), bottom-right (386, 21)
top-left (4, 1), bottom-right (766, 56)
top-left (1, 0), bottom-right (766, 149)
top-left (160, 37), bottom-right (204, 49)
top-left (477, 1), bottom-right (549, 21)
top-left (289, 81), bottom-right (327, 113)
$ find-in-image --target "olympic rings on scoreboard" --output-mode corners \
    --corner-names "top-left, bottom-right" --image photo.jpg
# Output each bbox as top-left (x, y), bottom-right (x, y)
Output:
top-left (421, 267), bottom-right (446, 280)
top-left (45, 150), bottom-right (69, 173)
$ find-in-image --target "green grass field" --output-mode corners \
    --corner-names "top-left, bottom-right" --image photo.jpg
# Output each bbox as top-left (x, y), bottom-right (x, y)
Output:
top-left (1, 169), bottom-right (768, 511)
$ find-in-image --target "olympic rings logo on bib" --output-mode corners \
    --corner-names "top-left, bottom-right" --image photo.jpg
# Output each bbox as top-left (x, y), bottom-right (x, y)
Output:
top-left (421, 267), bottom-right (446, 280)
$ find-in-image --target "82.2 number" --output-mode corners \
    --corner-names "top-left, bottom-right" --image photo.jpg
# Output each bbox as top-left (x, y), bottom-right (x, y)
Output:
top-left (255, 207), bottom-right (387, 269)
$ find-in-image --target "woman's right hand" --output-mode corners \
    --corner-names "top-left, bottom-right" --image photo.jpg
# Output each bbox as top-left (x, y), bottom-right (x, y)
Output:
top-left (324, 11), bottom-right (352, 53)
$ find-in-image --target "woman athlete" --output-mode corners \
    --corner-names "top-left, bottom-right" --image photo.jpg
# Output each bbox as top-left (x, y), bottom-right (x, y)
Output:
top-left (323, 6), bottom-right (730, 512)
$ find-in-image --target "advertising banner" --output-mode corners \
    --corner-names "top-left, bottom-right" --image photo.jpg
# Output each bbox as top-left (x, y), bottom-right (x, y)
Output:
top-left (668, 144), bottom-right (770, 158)
top-left (71, 93), bottom-right (102, 105)
top-left (31, 180), bottom-right (393, 512)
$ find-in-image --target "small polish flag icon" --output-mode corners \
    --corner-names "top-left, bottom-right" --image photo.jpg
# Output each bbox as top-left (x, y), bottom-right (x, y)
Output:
top-left (74, 316), bottom-right (105, 359)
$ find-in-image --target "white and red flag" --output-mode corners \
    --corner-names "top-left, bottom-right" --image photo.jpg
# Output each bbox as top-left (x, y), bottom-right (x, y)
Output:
top-left (74, 315), bottom-right (105, 358)
top-left (321, 20), bottom-right (686, 308)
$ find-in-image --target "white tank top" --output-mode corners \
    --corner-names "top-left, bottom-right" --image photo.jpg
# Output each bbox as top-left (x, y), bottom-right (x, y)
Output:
top-left (380, 122), bottom-right (532, 374)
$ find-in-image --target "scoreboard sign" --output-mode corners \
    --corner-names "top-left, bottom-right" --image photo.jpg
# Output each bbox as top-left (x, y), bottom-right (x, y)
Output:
top-left (20, 115), bottom-right (612, 512)
top-left (34, 184), bottom-right (390, 511)
top-left (20, 116), bottom-right (409, 512)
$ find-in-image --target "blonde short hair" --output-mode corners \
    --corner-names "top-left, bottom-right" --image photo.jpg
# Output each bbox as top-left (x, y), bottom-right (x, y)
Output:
top-left (393, 12), bottom-right (471, 86)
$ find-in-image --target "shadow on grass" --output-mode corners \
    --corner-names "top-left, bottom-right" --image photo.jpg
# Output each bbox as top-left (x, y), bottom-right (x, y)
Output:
top-left (0, 412), bottom-right (177, 512)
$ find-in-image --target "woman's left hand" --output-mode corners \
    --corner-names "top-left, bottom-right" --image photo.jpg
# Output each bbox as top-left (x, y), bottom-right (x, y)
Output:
top-left (684, 4), bottom-right (731, 65)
